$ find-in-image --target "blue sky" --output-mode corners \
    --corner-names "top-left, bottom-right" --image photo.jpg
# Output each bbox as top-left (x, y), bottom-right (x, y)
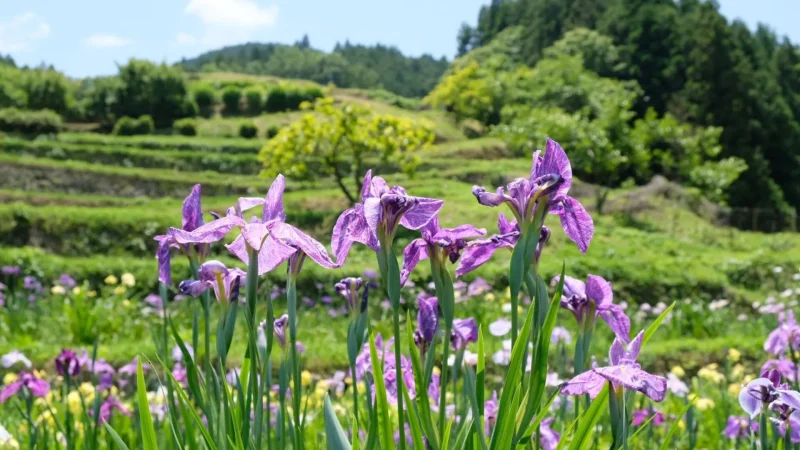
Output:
top-left (0, 0), bottom-right (797, 78)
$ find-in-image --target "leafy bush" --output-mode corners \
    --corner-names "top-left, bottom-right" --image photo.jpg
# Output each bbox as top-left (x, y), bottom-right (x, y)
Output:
top-left (23, 68), bottom-right (74, 115)
top-left (222, 86), bottom-right (242, 115)
top-left (193, 83), bottom-right (217, 117)
top-left (112, 115), bottom-right (154, 136)
top-left (56, 132), bottom-right (261, 154)
top-left (367, 89), bottom-right (422, 110)
top-left (112, 59), bottom-right (193, 128)
top-left (266, 124), bottom-right (281, 138)
top-left (244, 87), bottom-right (264, 114)
top-left (238, 121), bottom-right (258, 139)
top-left (265, 85), bottom-right (288, 112)
top-left (173, 118), bottom-right (198, 136)
top-left (0, 107), bottom-right (63, 135)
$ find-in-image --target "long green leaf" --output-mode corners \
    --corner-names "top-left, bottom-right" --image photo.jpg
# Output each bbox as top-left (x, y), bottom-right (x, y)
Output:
top-left (401, 380), bottom-right (426, 450)
top-left (369, 333), bottom-right (393, 450)
top-left (324, 394), bottom-right (352, 450)
top-left (103, 423), bottom-right (130, 450)
top-left (163, 362), bottom-right (219, 450)
top-left (518, 386), bottom-right (563, 443)
top-left (136, 360), bottom-right (159, 450)
top-left (567, 385), bottom-right (610, 450)
top-left (643, 302), bottom-right (676, 346)
top-left (658, 401), bottom-right (694, 450)
top-left (406, 311), bottom-right (439, 449)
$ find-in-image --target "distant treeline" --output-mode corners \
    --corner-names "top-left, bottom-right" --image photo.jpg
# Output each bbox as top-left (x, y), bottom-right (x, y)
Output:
top-left (177, 36), bottom-right (449, 98)
top-left (455, 0), bottom-right (800, 226)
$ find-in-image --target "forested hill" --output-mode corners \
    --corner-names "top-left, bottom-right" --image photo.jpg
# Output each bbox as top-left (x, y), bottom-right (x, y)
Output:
top-left (177, 38), bottom-right (449, 98)
top-left (455, 0), bottom-right (800, 225)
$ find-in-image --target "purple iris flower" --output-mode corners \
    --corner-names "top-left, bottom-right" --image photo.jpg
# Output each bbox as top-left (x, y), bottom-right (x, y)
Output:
top-left (332, 170), bottom-right (444, 264)
top-left (155, 184), bottom-right (208, 285)
top-left (383, 367), bottom-right (417, 407)
top-left (334, 277), bottom-right (368, 313)
top-left (400, 215), bottom-right (485, 285)
top-left (414, 296), bottom-right (439, 352)
top-left (723, 416), bottom-right (758, 440)
top-left (765, 311), bottom-right (800, 356)
top-left (98, 396), bottom-right (131, 423)
top-left (450, 318), bottom-right (478, 351)
top-left (778, 415), bottom-right (800, 443)
top-left (555, 274), bottom-right (630, 343)
top-left (562, 330), bottom-right (667, 401)
top-left (484, 391), bottom-right (499, 435)
top-left (1, 266), bottom-right (20, 276)
top-left (172, 364), bottom-right (188, 388)
top-left (1, 350), bottom-right (31, 369)
top-left (762, 359), bottom-right (797, 382)
top-left (738, 371), bottom-right (800, 419)
top-left (0, 371), bottom-right (50, 403)
top-left (472, 139), bottom-right (593, 253)
top-left (179, 260), bottom-right (246, 304)
top-left (118, 356), bottom-right (150, 378)
top-left (631, 408), bottom-right (665, 427)
top-left (55, 349), bottom-right (81, 377)
top-left (539, 418), bottom-right (561, 450)
top-left (274, 314), bottom-right (289, 349)
top-left (58, 274), bottom-right (76, 288)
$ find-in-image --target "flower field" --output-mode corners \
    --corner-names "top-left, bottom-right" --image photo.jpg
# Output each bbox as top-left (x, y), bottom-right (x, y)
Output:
top-left (2, 105), bottom-right (800, 449)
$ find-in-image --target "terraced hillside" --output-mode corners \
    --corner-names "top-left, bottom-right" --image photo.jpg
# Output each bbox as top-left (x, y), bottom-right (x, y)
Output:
top-left (1, 78), bottom-right (799, 371)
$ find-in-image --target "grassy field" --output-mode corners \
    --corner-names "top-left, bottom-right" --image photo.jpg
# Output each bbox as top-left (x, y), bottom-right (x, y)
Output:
top-left (1, 73), bottom-right (799, 377)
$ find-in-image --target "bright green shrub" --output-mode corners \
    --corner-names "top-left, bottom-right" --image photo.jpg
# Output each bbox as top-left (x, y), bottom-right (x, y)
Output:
top-left (113, 115), bottom-right (154, 136)
top-left (173, 118), bottom-right (198, 136)
top-left (222, 86), bottom-right (242, 114)
top-left (239, 121), bottom-right (258, 139)
top-left (193, 84), bottom-right (217, 117)
top-left (244, 87), bottom-right (264, 114)
top-left (0, 107), bottom-right (63, 135)
top-left (56, 132), bottom-right (261, 154)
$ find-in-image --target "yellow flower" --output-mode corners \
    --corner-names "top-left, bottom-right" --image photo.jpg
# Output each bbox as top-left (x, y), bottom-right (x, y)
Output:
top-left (88, 290), bottom-right (97, 298)
top-left (79, 382), bottom-right (96, 399)
top-left (121, 273), bottom-right (136, 287)
top-left (51, 285), bottom-right (66, 295)
top-left (689, 394), bottom-right (715, 411)
top-left (433, 366), bottom-right (441, 375)
top-left (728, 383), bottom-right (742, 396)
top-left (301, 370), bottom-right (312, 387)
top-left (72, 286), bottom-right (82, 295)
top-left (728, 348), bottom-right (741, 363)
top-left (67, 391), bottom-right (83, 415)
top-left (36, 410), bottom-right (56, 428)
top-left (104, 275), bottom-right (118, 285)
top-left (698, 365), bottom-right (725, 383)
top-left (34, 369), bottom-right (47, 379)
top-left (732, 364), bottom-right (745, 379)
top-left (670, 366), bottom-right (685, 377)
top-left (122, 299), bottom-right (131, 307)
top-left (113, 286), bottom-right (126, 295)
top-left (3, 373), bottom-right (19, 385)
top-left (485, 293), bottom-right (496, 302)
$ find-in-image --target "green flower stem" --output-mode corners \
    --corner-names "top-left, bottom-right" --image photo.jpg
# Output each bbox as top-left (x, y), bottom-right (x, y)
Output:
top-left (286, 277), bottom-right (304, 450)
top-left (439, 323), bottom-right (451, 436)
top-left (189, 257), bottom-right (211, 374)
top-left (246, 248), bottom-right (261, 446)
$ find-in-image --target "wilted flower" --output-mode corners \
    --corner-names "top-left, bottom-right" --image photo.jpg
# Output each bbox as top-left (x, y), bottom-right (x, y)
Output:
top-left (274, 314), bottom-right (289, 349)
top-left (488, 318), bottom-right (512, 337)
top-left (556, 274), bottom-right (630, 342)
top-left (471, 139), bottom-right (594, 253)
top-left (0, 371), bottom-right (50, 402)
top-left (400, 216), bottom-right (485, 285)
top-left (334, 277), bottom-right (369, 314)
top-left (562, 331), bottom-right (666, 401)
top-left (179, 260), bottom-right (245, 304)
top-left (332, 170), bottom-right (443, 263)
top-left (55, 349), bottom-right (81, 377)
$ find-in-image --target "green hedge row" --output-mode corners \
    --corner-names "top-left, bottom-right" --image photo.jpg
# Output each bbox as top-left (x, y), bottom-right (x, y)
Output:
top-left (55, 132), bottom-right (261, 154)
top-left (1, 137), bottom-right (261, 174)
top-left (0, 154), bottom-right (258, 197)
top-left (0, 107), bottom-right (63, 135)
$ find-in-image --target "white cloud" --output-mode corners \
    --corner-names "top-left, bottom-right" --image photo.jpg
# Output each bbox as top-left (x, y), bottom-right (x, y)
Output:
top-left (186, 0), bottom-right (278, 28)
top-left (185, 0), bottom-right (278, 46)
top-left (84, 34), bottom-right (132, 48)
top-left (0, 12), bottom-right (50, 52)
top-left (176, 32), bottom-right (197, 45)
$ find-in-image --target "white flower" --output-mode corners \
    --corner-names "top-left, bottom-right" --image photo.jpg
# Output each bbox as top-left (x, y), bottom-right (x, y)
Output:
top-left (121, 273), bottom-right (136, 287)
top-left (0, 423), bottom-right (19, 448)
top-left (781, 289), bottom-right (793, 298)
top-left (492, 349), bottom-right (509, 366)
top-left (501, 303), bottom-right (512, 313)
top-left (488, 318), bottom-right (512, 337)
top-left (618, 301), bottom-right (628, 310)
top-left (774, 266), bottom-right (784, 274)
top-left (448, 350), bottom-right (479, 367)
top-left (545, 372), bottom-right (562, 387)
top-left (1, 350), bottom-right (31, 369)
top-left (667, 373), bottom-right (689, 397)
top-left (737, 314), bottom-right (748, 321)
top-left (793, 273), bottom-right (800, 281)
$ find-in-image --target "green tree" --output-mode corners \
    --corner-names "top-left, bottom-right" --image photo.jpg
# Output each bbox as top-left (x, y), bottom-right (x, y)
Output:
top-left (259, 98), bottom-right (435, 203)
top-left (222, 86), bottom-right (242, 115)
top-left (24, 69), bottom-right (74, 115)
top-left (113, 59), bottom-right (193, 128)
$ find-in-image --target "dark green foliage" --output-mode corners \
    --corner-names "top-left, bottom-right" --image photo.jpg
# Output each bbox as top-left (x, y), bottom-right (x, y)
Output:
top-left (366, 89), bottom-right (422, 110)
top-left (221, 86), bottom-right (242, 114)
top-left (76, 76), bottom-right (121, 127)
top-left (266, 125), bottom-right (281, 139)
top-left (264, 86), bottom-right (288, 112)
top-left (193, 83), bottom-right (217, 117)
top-left (243, 87), bottom-right (264, 114)
top-left (112, 115), bottom-right (153, 136)
top-left (178, 41), bottom-right (449, 98)
top-left (112, 59), bottom-right (194, 128)
top-left (173, 118), bottom-right (198, 136)
top-left (56, 132), bottom-right (261, 154)
top-left (238, 121), bottom-right (258, 139)
top-left (23, 69), bottom-right (74, 115)
top-left (0, 107), bottom-right (63, 135)
top-left (264, 85), bottom-right (324, 112)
